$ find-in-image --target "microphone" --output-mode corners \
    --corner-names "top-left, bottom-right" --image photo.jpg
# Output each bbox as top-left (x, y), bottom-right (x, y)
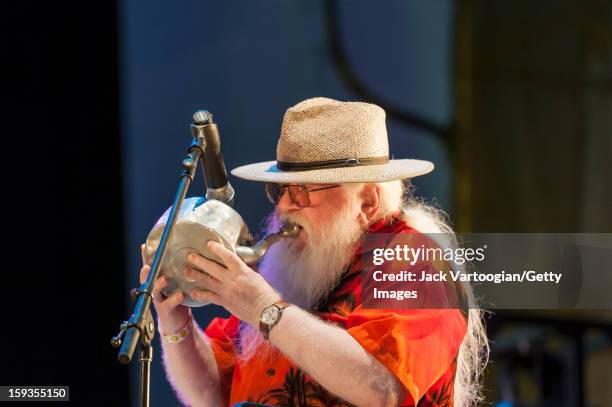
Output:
top-left (192, 110), bottom-right (235, 206)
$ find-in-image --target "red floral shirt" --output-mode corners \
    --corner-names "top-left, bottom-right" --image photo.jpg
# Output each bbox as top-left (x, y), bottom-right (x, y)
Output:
top-left (205, 215), bottom-right (468, 406)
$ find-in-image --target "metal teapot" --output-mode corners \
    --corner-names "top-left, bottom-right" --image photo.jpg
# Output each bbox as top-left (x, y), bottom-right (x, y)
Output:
top-left (144, 197), bottom-right (299, 307)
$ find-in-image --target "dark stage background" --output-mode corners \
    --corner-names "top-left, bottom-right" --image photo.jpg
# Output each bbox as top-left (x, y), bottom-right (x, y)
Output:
top-left (7, 1), bottom-right (611, 406)
top-left (6, 0), bottom-right (128, 406)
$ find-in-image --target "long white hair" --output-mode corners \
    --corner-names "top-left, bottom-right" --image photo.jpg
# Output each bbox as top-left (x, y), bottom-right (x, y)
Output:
top-left (372, 179), bottom-right (490, 407)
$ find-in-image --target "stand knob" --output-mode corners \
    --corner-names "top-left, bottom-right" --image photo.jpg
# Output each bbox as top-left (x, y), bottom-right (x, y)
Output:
top-left (110, 321), bottom-right (129, 347)
top-left (130, 288), bottom-right (141, 301)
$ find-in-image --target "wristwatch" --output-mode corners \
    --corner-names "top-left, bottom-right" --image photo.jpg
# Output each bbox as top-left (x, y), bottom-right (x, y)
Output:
top-left (259, 300), bottom-right (290, 340)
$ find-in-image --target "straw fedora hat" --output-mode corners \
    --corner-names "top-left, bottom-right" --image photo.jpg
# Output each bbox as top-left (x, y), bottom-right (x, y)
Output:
top-left (231, 97), bottom-right (434, 184)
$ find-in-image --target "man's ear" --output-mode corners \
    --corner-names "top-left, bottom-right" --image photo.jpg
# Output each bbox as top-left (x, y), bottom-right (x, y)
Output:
top-left (357, 184), bottom-right (381, 226)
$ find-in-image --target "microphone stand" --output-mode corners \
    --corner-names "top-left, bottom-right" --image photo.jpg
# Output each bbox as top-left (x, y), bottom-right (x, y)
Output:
top-left (111, 110), bottom-right (214, 407)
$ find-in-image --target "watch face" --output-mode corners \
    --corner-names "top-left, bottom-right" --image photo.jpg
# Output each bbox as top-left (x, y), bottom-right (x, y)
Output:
top-left (261, 306), bottom-right (280, 325)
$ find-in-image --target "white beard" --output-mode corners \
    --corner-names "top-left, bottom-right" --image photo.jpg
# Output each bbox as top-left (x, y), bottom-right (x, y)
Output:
top-left (237, 202), bottom-right (365, 363)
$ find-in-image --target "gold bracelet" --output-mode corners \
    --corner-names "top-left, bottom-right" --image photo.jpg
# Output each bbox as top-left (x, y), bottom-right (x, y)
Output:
top-left (161, 315), bottom-right (193, 344)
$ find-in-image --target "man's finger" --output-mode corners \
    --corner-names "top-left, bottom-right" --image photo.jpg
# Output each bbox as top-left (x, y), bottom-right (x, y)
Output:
top-left (190, 288), bottom-right (221, 305)
top-left (141, 244), bottom-right (148, 266)
top-left (187, 253), bottom-right (227, 282)
top-left (153, 275), bottom-right (168, 293)
top-left (140, 265), bottom-right (150, 284)
top-left (207, 241), bottom-right (243, 270)
top-left (184, 267), bottom-right (221, 291)
top-left (162, 290), bottom-right (184, 308)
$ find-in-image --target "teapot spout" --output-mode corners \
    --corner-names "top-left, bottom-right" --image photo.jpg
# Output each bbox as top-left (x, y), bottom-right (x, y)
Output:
top-left (236, 223), bottom-right (300, 265)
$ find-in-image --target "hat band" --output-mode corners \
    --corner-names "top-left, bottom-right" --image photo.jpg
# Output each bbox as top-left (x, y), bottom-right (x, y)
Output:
top-left (276, 156), bottom-right (389, 171)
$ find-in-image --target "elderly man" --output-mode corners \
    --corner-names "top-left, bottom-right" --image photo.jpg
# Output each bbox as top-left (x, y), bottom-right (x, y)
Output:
top-left (140, 98), bottom-right (487, 406)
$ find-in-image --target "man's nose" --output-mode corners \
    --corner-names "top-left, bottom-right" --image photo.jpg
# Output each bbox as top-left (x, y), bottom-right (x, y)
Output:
top-left (277, 189), bottom-right (300, 212)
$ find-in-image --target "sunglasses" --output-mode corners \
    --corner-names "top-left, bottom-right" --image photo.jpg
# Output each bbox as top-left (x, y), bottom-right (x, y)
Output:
top-left (265, 183), bottom-right (341, 207)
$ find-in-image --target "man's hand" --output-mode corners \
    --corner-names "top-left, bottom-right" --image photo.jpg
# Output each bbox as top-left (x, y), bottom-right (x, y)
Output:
top-left (185, 241), bottom-right (281, 326)
top-left (139, 244), bottom-right (192, 334)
